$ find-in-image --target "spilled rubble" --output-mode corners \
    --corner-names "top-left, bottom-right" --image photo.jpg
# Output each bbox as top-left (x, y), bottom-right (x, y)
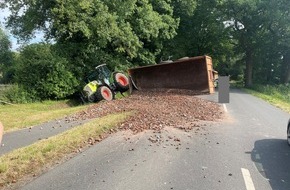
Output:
top-left (68, 89), bottom-right (224, 134)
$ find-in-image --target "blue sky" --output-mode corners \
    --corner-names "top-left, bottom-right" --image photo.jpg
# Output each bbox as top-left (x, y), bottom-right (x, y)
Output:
top-left (0, 7), bottom-right (44, 51)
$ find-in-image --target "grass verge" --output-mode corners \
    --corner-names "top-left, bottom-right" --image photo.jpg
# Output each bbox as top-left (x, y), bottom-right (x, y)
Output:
top-left (0, 100), bottom-right (89, 132)
top-left (0, 112), bottom-right (132, 187)
top-left (244, 84), bottom-right (290, 113)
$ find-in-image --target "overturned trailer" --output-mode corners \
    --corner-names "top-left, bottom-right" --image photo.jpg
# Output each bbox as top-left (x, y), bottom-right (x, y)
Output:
top-left (128, 55), bottom-right (216, 94)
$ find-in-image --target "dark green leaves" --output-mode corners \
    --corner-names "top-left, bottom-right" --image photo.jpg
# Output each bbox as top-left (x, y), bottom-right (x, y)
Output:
top-left (15, 44), bottom-right (79, 100)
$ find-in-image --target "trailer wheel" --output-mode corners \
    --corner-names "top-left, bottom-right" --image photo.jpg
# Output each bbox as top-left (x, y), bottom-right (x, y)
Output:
top-left (96, 86), bottom-right (114, 101)
top-left (113, 72), bottom-right (129, 92)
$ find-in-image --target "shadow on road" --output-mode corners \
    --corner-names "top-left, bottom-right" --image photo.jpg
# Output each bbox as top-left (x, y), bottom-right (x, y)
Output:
top-left (251, 139), bottom-right (290, 190)
top-left (228, 87), bottom-right (248, 95)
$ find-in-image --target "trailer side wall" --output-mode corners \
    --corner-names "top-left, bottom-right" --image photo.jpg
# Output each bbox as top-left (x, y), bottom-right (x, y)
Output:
top-left (128, 56), bottom-right (215, 93)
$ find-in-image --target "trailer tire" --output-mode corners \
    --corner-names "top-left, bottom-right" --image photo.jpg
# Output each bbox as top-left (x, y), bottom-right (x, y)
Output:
top-left (96, 86), bottom-right (114, 101)
top-left (113, 72), bottom-right (129, 92)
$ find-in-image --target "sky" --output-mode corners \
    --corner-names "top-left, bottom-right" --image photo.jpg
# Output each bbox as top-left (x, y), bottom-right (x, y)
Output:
top-left (0, 7), bottom-right (44, 51)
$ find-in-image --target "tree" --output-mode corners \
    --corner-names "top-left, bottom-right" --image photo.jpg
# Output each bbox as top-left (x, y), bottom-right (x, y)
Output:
top-left (161, 0), bottom-right (234, 71)
top-left (222, 0), bottom-right (290, 86)
top-left (1, 0), bottom-right (179, 67)
top-left (14, 43), bottom-right (79, 100)
top-left (0, 27), bottom-right (13, 83)
top-left (266, 0), bottom-right (290, 84)
top-left (222, 0), bottom-right (264, 86)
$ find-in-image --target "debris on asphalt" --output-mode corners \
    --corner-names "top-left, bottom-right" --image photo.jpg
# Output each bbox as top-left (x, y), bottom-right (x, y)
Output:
top-left (68, 89), bottom-right (223, 135)
top-left (174, 138), bottom-right (181, 142)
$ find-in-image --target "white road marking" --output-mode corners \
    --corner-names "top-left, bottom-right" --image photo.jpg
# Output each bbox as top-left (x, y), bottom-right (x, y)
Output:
top-left (241, 168), bottom-right (256, 190)
top-left (223, 104), bottom-right (228, 113)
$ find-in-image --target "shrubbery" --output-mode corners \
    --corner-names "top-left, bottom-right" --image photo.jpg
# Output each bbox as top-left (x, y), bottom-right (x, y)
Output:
top-left (1, 42), bottom-right (134, 103)
top-left (9, 43), bottom-right (79, 102)
top-left (1, 84), bottom-right (37, 103)
top-left (250, 84), bottom-right (290, 103)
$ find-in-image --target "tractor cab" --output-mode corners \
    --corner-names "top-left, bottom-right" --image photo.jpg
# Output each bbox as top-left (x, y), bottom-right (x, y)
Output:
top-left (82, 64), bottom-right (129, 103)
top-left (86, 64), bottom-right (111, 87)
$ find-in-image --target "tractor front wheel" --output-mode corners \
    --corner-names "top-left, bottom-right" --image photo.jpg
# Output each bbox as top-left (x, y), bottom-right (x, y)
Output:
top-left (113, 72), bottom-right (129, 92)
top-left (96, 86), bottom-right (114, 101)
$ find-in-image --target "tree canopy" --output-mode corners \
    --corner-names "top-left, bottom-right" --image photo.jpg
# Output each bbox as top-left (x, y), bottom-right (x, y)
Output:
top-left (0, 0), bottom-right (289, 101)
top-left (0, 28), bottom-right (11, 67)
top-left (0, 27), bottom-right (13, 83)
top-left (0, 0), bottom-right (180, 65)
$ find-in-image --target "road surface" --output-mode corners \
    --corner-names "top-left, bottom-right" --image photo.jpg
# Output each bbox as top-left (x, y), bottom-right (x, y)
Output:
top-left (0, 118), bottom-right (88, 156)
top-left (18, 89), bottom-right (290, 190)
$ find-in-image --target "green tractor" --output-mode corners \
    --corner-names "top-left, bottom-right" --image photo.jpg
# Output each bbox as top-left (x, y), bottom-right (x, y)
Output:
top-left (82, 64), bottom-right (129, 102)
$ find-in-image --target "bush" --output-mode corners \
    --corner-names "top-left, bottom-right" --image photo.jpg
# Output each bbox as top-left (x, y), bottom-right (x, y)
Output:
top-left (14, 43), bottom-right (79, 101)
top-left (250, 84), bottom-right (290, 102)
top-left (0, 84), bottom-right (37, 103)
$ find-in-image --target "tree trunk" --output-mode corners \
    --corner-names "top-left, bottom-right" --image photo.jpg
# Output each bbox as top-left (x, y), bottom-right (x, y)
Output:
top-left (245, 50), bottom-right (253, 87)
top-left (281, 51), bottom-right (290, 84)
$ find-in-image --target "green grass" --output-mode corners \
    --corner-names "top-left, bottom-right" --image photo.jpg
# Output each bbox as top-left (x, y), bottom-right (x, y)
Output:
top-left (0, 112), bottom-right (132, 187)
top-left (0, 88), bottom-right (131, 133)
top-left (0, 100), bottom-right (89, 132)
top-left (244, 84), bottom-right (290, 113)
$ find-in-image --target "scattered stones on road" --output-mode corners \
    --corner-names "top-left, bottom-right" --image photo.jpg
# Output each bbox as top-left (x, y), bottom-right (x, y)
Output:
top-left (68, 89), bottom-right (224, 134)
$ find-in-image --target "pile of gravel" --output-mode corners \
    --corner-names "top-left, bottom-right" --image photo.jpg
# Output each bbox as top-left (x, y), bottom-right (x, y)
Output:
top-left (69, 89), bottom-right (224, 133)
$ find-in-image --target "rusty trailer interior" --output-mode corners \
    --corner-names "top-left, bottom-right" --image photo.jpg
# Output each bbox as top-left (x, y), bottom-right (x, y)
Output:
top-left (128, 55), bottom-right (216, 94)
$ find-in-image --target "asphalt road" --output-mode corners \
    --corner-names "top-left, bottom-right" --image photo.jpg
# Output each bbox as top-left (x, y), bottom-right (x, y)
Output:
top-left (18, 89), bottom-right (290, 190)
top-left (0, 118), bottom-right (89, 156)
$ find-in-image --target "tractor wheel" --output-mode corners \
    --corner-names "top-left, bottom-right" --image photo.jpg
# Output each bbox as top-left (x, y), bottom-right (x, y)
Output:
top-left (88, 94), bottom-right (96, 103)
top-left (113, 72), bottom-right (129, 92)
top-left (82, 91), bottom-right (95, 103)
top-left (96, 86), bottom-right (114, 101)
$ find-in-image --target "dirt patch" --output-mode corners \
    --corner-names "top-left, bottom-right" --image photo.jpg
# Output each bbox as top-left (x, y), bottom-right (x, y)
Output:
top-left (68, 89), bottom-right (224, 133)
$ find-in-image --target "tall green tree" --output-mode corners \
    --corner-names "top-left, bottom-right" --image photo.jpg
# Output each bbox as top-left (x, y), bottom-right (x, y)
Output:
top-left (265, 0), bottom-right (290, 84)
top-left (1, 0), bottom-right (179, 67)
top-left (222, 0), bottom-right (265, 86)
top-left (0, 27), bottom-right (13, 83)
top-left (161, 0), bottom-right (234, 71)
top-left (222, 0), bottom-right (290, 86)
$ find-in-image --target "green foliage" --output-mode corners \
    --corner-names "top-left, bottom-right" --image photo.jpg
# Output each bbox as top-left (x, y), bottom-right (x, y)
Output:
top-left (2, 0), bottom-right (290, 93)
top-left (1, 84), bottom-right (37, 103)
top-left (222, 0), bottom-right (290, 86)
top-left (249, 84), bottom-right (290, 103)
top-left (0, 27), bottom-right (13, 83)
top-left (14, 43), bottom-right (79, 100)
top-left (0, 28), bottom-right (12, 63)
top-left (246, 84), bottom-right (290, 113)
top-left (170, 0), bottom-right (197, 17)
top-left (1, 0), bottom-right (180, 67)
top-left (161, 0), bottom-right (233, 67)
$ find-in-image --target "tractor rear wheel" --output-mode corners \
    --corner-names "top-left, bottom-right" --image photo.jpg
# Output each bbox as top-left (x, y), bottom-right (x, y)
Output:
top-left (113, 72), bottom-right (129, 92)
top-left (96, 86), bottom-right (114, 101)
